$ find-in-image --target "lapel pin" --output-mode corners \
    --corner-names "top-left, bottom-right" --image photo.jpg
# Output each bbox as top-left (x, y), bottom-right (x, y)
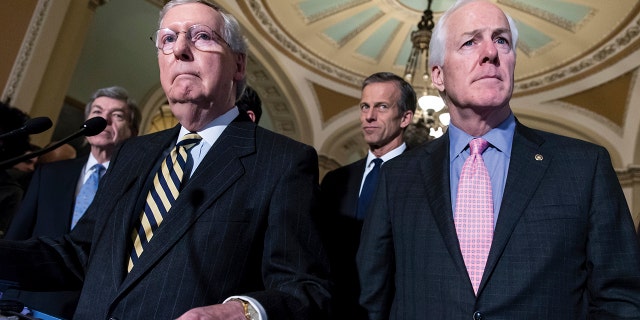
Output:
top-left (535, 154), bottom-right (543, 161)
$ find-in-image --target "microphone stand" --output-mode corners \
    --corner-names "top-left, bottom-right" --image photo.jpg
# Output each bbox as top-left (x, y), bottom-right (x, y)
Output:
top-left (0, 118), bottom-right (106, 170)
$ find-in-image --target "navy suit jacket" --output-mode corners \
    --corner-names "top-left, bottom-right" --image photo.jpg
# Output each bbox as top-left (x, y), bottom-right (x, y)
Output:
top-left (357, 121), bottom-right (640, 319)
top-left (0, 119), bottom-right (331, 319)
top-left (5, 156), bottom-right (87, 240)
top-left (319, 158), bottom-right (367, 319)
top-left (3, 156), bottom-right (88, 319)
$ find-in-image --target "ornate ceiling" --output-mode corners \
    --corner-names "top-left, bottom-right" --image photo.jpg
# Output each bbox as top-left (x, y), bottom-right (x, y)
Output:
top-left (68, 0), bottom-right (640, 169)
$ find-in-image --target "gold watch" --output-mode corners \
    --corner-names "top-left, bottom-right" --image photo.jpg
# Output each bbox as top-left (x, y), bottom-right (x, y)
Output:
top-left (229, 298), bottom-right (258, 320)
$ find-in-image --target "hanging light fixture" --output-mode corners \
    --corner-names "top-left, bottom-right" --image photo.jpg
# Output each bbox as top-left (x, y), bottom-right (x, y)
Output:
top-left (403, 0), bottom-right (449, 142)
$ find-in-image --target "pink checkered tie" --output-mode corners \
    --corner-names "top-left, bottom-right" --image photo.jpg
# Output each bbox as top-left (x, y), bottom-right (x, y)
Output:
top-left (454, 138), bottom-right (493, 295)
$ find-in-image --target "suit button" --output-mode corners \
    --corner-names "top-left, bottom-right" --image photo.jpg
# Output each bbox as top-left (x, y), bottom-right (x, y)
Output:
top-left (473, 311), bottom-right (484, 320)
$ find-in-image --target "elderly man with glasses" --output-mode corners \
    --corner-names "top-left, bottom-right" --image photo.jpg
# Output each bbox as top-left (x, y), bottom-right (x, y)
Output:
top-left (0, 1), bottom-right (331, 319)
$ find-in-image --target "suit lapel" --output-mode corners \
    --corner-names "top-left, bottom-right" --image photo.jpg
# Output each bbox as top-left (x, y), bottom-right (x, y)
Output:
top-left (118, 121), bottom-right (254, 292)
top-left (420, 134), bottom-right (469, 275)
top-left (479, 122), bottom-right (550, 293)
top-left (106, 127), bottom-right (179, 288)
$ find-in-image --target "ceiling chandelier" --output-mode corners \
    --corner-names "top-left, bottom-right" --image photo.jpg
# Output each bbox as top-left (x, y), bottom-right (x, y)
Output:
top-left (403, 0), bottom-right (449, 145)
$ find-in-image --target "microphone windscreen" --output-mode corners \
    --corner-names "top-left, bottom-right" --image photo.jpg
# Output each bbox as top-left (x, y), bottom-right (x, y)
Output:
top-left (82, 117), bottom-right (108, 136)
top-left (24, 117), bottom-right (53, 135)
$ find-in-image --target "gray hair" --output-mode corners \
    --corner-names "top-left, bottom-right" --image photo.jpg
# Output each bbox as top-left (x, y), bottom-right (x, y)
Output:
top-left (85, 86), bottom-right (141, 135)
top-left (159, 0), bottom-right (248, 96)
top-left (428, 0), bottom-right (519, 69)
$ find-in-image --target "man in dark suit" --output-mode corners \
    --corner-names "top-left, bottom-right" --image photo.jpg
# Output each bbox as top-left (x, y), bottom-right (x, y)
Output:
top-left (0, 1), bottom-right (330, 319)
top-left (2, 86), bottom-right (139, 319)
top-left (357, 0), bottom-right (640, 319)
top-left (320, 72), bottom-right (415, 319)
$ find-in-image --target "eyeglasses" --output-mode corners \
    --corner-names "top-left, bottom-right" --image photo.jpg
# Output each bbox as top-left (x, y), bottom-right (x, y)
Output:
top-left (152, 24), bottom-right (230, 54)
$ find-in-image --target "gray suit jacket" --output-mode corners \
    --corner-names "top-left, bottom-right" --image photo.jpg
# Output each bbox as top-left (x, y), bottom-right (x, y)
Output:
top-left (0, 119), bottom-right (331, 319)
top-left (357, 121), bottom-right (640, 319)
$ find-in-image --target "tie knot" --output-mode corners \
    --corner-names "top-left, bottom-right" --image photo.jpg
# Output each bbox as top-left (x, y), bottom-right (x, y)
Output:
top-left (177, 133), bottom-right (202, 150)
top-left (371, 158), bottom-right (383, 168)
top-left (91, 164), bottom-right (105, 175)
top-left (469, 138), bottom-right (489, 156)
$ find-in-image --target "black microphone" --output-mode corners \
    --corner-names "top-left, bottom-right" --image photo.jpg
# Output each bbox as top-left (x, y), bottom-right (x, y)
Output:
top-left (0, 117), bottom-right (53, 140)
top-left (81, 117), bottom-right (108, 137)
top-left (0, 117), bottom-right (107, 169)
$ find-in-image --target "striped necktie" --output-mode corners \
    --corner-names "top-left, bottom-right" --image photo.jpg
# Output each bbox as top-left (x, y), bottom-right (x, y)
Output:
top-left (454, 138), bottom-right (493, 295)
top-left (128, 133), bottom-right (202, 272)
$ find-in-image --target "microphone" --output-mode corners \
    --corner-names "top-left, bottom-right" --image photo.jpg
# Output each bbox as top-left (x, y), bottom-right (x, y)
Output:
top-left (81, 117), bottom-right (109, 137)
top-left (0, 117), bottom-right (107, 169)
top-left (0, 117), bottom-right (53, 140)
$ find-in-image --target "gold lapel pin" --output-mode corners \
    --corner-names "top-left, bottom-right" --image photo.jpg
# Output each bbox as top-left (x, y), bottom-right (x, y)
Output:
top-left (535, 154), bottom-right (543, 161)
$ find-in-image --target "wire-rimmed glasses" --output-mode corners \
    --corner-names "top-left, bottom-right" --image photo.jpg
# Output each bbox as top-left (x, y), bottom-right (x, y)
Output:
top-left (152, 24), bottom-right (230, 54)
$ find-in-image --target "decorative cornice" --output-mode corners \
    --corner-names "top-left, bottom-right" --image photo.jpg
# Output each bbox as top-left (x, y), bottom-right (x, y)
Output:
top-left (616, 165), bottom-right (640, 186)
top-left (2, 0), bottom-right (50, 104)
top-left (515, 15), bottom-right (640, 93)
top-left (499, 0), bottom-right (595, 32)
top-left (247, 0), bottom-right (364, 87)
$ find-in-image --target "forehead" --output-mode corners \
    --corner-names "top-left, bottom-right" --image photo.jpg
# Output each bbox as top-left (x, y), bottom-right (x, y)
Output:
top-left (361, 81), bottom-right (400, 101)
top-left (161, 3), bottom-right (222, 30)
top-left (91, 96), bottom-right (129, 112)
top-left (446, 2), bottom-right (510, 36)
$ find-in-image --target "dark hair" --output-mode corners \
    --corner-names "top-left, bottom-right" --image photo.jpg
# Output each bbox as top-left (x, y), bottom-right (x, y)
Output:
top-left (85, 86), bottom-right (141, 136)
top-left (362, 72), bottom-right (417, 114)
top-left (236, 86), bottom-right (262, 124)
top-left (0, 102), bottom-right (31, 162)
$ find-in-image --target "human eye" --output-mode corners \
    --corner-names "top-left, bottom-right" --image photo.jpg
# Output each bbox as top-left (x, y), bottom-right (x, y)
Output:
top-left (190, 25), bottom-right (215, 42)
top-left (360, 104), bottom-right (370, 111)
top-left (159, 30), bottom-right (177, 45)
top-left (376, 104), bottom-right (390, 111)
top-left (112, 112), bottom-right (125, 121)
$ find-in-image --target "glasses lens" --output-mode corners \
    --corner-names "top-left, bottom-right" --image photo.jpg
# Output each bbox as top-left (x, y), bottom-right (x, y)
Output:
top-left (189, 25), bottom-right (226, 51)
top-left (155, 29), bottom-right (177, 53)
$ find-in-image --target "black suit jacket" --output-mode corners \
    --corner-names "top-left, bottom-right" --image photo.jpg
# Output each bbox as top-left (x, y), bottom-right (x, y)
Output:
top-left (357, 121), bottom-right (640, 319)
top-left (319, 158), bottom-right (367, 319)
top-left (0, 119), bottom-right (331, 319)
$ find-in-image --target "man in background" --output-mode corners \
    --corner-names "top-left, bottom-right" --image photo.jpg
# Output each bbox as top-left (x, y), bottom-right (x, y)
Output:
top-left (3, 86), bottom-right (139, 319)
top-left (237, 85), bottom-right (262, 124)
top-left (357, 1), bottom-right (640, 318)
top-left (320, 72), bottom-right (415, 319)
top-left (0, 102), bottom-right (32, 238)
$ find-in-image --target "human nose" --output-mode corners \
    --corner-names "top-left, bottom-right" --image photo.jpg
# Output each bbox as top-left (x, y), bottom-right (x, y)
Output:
top-left (172, 32), bottom-right (194, 60)
top-left (364, 108), bottom-right (377, 121)
top-left (481, 41), bottom-right (499, 64)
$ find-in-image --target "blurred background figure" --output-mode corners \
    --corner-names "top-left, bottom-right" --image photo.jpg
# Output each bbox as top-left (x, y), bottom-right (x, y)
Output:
top-left (237, 86), bottom-right (262, 124)
top-left (37, 143), bottom-right (77, 165)
top-left (0, 102), bottom-right (33, 238)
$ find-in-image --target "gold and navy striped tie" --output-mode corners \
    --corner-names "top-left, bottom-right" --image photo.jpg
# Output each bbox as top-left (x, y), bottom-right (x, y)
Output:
top-left (128, 133), bottom-right (202, 272)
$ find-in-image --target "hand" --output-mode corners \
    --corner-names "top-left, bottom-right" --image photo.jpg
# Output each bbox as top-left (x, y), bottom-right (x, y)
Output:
top-left (175, 301), bottom-right (246, 320)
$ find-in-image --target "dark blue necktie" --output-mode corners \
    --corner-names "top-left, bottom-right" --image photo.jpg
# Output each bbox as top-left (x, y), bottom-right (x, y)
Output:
top-left (357, 158), bottom-right (383, 220)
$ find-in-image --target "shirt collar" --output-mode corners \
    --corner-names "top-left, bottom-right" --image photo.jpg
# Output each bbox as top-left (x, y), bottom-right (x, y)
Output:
top-left (366, 142), bottom-right (407, 167)
top-left (86, 153), bottom-right (109, 174)
top-left (178, 106), bottom-right (239, 145)
top-left (449, 112), bottom-right (516, 160)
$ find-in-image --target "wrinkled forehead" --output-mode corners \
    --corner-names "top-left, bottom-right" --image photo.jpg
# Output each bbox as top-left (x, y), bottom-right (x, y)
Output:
top-left (161, 2), bottom-right (222, 30)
